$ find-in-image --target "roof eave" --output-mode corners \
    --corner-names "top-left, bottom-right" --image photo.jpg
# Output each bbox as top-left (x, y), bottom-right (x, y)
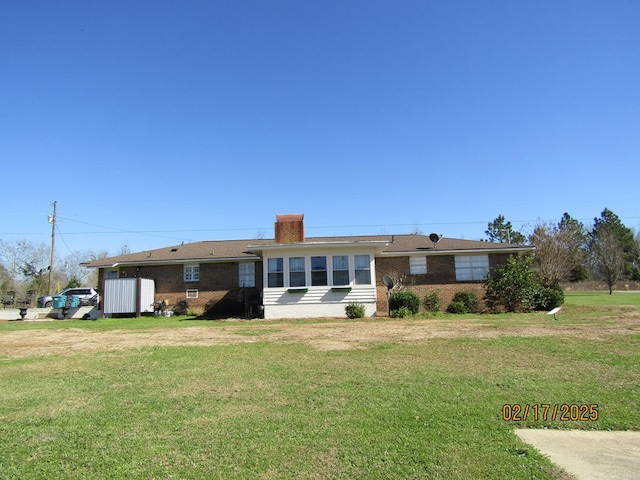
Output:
top-left (84, 255), bottom-right (260, 269)
top-left (381, 245), bottom-right (535, 256)
top-left (247, 240), bottom-right (389, 255)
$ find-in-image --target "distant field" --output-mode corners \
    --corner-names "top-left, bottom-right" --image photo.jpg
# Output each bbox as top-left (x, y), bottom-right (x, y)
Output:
top-left (1, 300), bottom-right (639, 479)
top-left (564, 290), bottom-right (640, 307)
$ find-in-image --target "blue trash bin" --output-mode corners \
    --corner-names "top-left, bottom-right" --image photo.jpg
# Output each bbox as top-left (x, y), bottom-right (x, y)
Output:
top-left (69, 295), bottom-right (80, 308)
top-left (53, 295), bottom-right (67, 309)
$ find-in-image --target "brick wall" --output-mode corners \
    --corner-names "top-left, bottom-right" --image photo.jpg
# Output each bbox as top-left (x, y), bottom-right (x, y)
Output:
top-left (374, 253), bottom-right (512, 314)
top-left (100, 261), bottom-right (263, 316)
top-left (275, 214), bottom-right (304, 243)
top-left (375, 281), bottom-right (487, 314)
top-left (489, 253), bottom-right (511, 269)
top-left (98, 251), bottom-right (514, 317)
top-left (375, 255), bottom-right (456, 286)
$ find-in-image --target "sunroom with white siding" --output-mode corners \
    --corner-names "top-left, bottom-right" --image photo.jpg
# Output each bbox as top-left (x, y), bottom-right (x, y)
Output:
top-left (247, 240), bottom-right (388, 319)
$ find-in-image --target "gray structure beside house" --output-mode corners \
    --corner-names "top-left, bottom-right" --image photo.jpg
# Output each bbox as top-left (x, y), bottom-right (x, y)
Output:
top-left (83, 214), bottom-right (534, 318)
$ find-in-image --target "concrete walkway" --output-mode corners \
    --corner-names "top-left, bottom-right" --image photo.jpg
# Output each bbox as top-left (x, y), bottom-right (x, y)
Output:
top-left (0, 306), bottom-right (99, 321)
top-left (515, 429), bottom-right (640, 480)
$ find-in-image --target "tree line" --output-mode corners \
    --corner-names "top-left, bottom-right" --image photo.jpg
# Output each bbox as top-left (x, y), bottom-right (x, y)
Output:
top-left (0, 240), bottom-right (109, 305)
top-left (486, 208), bottom-right (640, 294)
top-left (1, 207), bottom-right (637, 307)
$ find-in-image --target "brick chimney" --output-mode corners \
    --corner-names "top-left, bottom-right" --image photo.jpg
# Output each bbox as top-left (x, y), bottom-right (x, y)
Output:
top-left (275, 214), bottom-right (305, 243)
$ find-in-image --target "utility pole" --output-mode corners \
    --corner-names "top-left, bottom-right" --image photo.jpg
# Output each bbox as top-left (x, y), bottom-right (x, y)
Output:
top-left (501, 227), bottom-right (511, 244)
top-left (48, 201), bottom-right (57, 295)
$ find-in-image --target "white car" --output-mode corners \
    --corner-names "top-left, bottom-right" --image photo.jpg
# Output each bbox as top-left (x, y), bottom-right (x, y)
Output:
top-left (37, 287), bottom-right (98, 308)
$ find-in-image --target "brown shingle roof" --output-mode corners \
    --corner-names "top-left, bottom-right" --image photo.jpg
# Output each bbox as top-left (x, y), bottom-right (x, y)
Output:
top-left (83, 234), bottom-right (532, 268)
top-left (83, 239), bottom-right (271, 268)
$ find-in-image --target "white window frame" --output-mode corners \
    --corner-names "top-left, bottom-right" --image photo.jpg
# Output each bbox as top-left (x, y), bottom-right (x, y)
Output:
top-left (289, 257), bottom-right (306, 287)
top-left (263, 253), bottom-right (376, 289)
top-left (105, 269), bottom-right (119, 279)
top-left (354, 254), bottom-right (372, 285)
top-left (455, 255), bottom-right (489, 281)
top-left (311, 256), bottom-right (328, 286)
top-left (267, 258), bottom-right (284, 288)
top-left (332, 255), bottom-right (350, 286)
top-left (184, 264), bottom-right (200, 282)
top-left (239, 262), bottom-right (256, 288)
top-left (186, 289), bottom-right (199, 299)
top-left (410, 256), bottom-right (427, 275)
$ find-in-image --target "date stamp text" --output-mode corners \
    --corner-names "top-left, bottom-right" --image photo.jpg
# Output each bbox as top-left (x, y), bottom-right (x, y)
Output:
top-left (502, 403), bottom-right (599, 421)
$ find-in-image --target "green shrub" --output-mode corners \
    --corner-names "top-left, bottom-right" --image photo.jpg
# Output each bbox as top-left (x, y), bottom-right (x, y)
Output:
top-left (389, 290), bottom-right (420, 315)
top-left (446, 301), bottom-right (467, 314)
top-left (423, 291), bottom-right (441, 313)
top-left (533, 287), bottom-right (564, 311)
top-left (452, 290), bottom-right (479, 313)
top-left (392, 306), bottom-right (413, 318)
top-left (484, 255), bottom-right (538, 313)
top-left (345, 302), bottom-right (366, 319)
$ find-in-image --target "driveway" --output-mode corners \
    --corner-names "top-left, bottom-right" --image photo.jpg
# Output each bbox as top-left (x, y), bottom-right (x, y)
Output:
top-left (515, 429), bottom-right (640, 480)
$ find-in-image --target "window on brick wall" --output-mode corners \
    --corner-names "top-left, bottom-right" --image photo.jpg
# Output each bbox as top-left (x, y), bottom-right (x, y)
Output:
top-left (105, 270), bottom-right (118, 279)
top-left (410, 256), bottom-right (427, 274)
top-left (184, 264), bottom-right (200, 282)
top-left (239, 262), bottom-right (255, 288)
top-left (455, 255), bottom-right (489, 281)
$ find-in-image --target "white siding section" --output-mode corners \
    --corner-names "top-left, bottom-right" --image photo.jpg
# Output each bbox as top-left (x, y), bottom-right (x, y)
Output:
top-left (139, 278), bottom-right (155, 313)
top-left (263, 287), bottom-right (376, 305)
top-left (104, 278), bottom-right (136, 314)
top-left (104, 278), bottom-right (155, 315)
top-left (261, 244), bottom-right (379, 319)
top-left (263, 286), bottom-right (377, 319)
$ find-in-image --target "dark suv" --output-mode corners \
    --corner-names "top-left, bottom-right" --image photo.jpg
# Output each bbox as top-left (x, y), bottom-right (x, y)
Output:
top-left (37, 287), bottom-right (98, 308)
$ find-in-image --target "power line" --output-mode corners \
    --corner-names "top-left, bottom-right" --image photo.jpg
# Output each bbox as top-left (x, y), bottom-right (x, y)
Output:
top-left (55, 216), bottom-right (640, 236)
top-left (3, 215), bottom-right (638, 240)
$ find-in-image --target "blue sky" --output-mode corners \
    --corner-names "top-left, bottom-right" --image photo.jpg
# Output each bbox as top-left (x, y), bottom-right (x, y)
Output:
top-left (2, 1), bottom-right (639, 257)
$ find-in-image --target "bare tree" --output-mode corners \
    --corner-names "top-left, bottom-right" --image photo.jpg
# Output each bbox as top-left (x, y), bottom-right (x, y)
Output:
top-left (0, 263), bottom-right (11, 293)
top-left (0, 240), bottom-right (106, 297)
top-left (59, 251), bottom-right (100, 287)
top-left (0, 240), bottom-right (28, 286)
top-left (20, 262), bottom-right (49, 297)
top-left (529, 214), bottom-right (586, 287)
top-left (382, 271), bottom-right (407, 291)
top-left (590, 227), bottom-right (626, 294)
top-left (0, 240), bottom-right (49, 294)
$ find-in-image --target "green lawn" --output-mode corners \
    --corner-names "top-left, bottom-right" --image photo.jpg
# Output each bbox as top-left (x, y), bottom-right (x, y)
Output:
top-left (564, 290), bottom-right (640, 307)
top-left (1, 303), bottom-right (639, 479)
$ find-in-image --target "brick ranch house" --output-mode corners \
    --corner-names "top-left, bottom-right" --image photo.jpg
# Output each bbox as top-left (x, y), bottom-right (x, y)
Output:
top-left (83, 214), bottom-right (534, 318)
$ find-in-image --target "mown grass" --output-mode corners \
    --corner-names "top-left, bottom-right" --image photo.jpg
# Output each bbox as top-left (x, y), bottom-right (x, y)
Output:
top-left (564, 290), bottom-right (640, 307)
top-left (0, 297), bottom-right (639, 479)
top-left (0, 314), bottom-right (359, 333)
top-left (0, 340), bottom-right (638, 478)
